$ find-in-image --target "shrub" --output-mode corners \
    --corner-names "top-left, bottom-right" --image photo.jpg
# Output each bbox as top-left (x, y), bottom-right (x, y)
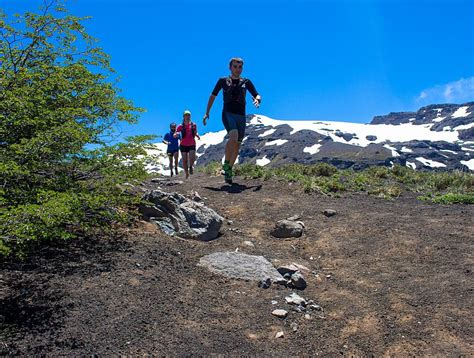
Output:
top-left (0, 3), bottom-right (156, 258)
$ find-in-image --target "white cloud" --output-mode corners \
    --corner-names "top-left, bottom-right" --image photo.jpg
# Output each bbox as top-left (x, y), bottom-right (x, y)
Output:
top-left (416, 77), bottom-right (474, 104)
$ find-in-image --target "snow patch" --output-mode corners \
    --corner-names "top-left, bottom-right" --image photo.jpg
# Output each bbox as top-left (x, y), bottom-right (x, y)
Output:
top-left (453, 122), bottom-right (474, 131)
top-left (440, 149), bottom-right (457, 155)
top-left (432, 116), bottom-right (446, 123)
top-left (258, 128), bottom-right (276, 137)
top-left (265, 139), bottom-right (288, 146)
top-left (406, 161), bottom-right (417, 170)
top-left (400, 146), bottom-right (413, 153)
top-left (383, 144), bottom-right (400, 157)
top-left (249, 115), bottom-right (460, 147)
top-left (303, 144), bottom-right (322, 155)
top-left (256, 156), bottom-right (271, 166)
top-left (196, 129), bottom-right (227, 154)
top-left (460, 159), bottom-right (474, 170)
top-left (416, 157), bottom-right (447, 168)
top-left (451, 106), bottom-right (471, 118)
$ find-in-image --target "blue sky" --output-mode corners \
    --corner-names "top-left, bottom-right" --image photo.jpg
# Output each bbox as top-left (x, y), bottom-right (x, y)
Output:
top-left (3, 0), bottom-right (474, 139)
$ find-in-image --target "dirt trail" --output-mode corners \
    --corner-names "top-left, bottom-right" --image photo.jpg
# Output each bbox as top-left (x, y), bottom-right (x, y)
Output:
top-left (1, 172), bottom-right (473, 356)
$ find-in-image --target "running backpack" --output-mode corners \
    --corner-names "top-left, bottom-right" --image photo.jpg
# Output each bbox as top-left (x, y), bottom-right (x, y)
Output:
top-left (181, 122), bottom-right (197, 138)
top-left (223, 77), bottom-right (247, 105)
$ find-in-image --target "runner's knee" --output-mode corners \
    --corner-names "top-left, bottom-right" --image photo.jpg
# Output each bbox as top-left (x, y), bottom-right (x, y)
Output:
top-left (228, 129), bottom-right (238, 142)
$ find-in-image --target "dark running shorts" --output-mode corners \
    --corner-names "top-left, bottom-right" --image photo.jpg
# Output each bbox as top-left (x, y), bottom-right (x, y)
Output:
top-left (167, 149), bottom-right (179, 156)
top-left (222, 111), bottom-right (246, 142)
top-left (179, 145), bottom-right (196, 153)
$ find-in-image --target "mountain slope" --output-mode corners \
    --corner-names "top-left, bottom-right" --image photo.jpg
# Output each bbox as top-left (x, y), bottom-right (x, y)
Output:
top-left (149, 102), bottom-right (474, 172)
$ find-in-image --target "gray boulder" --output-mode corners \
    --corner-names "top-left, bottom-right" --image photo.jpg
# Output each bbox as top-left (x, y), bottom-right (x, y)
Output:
top-left (270, 220), bottom-right (304, 238)
top-left (140, 190), bottom-right (223, 241)
top-left (198, 252), bottom-right (284, 282)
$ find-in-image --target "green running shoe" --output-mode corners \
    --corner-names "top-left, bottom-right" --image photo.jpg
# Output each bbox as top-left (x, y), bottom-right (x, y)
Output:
top-left (222, 162), bottom-right (233, 184)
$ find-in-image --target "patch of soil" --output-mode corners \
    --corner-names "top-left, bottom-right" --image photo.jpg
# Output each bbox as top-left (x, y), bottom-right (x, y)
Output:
top-left (1, 172), bottom-right (473, 355)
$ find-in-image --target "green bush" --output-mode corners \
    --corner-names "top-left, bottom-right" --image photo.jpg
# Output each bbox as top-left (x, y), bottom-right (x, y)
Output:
top-left (202, 162), bottom-right (473, 203)
top-left (430, 193), bottom-right (474, 204)
top-left (0, 3), bottom-right (157, 258)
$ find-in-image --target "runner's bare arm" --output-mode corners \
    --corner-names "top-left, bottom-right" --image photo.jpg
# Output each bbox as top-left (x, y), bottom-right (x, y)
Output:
top-left (203, 95), bottom-right (216, 125)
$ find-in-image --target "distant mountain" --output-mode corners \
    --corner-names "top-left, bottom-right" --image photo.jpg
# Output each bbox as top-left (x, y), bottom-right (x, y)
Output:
top-left (148, 102), bottom-right (474, 173)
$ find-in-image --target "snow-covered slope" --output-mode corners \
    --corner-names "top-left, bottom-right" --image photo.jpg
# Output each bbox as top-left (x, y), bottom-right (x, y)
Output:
top-left (150, 102), bottom-right (474, 171)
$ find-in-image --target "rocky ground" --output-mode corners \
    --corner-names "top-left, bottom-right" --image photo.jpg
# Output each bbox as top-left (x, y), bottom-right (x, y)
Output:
top-left (1, 172), bottom-right (473, 356)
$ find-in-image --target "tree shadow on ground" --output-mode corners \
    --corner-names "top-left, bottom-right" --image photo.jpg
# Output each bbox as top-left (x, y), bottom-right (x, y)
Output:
top-left (203, 183), bottom-right (262, 194)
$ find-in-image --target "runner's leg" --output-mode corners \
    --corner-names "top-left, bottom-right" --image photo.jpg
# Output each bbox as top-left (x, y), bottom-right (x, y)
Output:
top-left (182, 151), bottom-right (189, 178)
top-left (189, 149), bottom-right (196, 174)
top-left (173, 152), bottom-right (179, 175)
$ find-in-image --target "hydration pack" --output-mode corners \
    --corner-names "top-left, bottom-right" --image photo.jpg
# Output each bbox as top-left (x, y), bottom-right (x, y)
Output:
top-left (181, 122), bottom-right (197, 138)
top-left (223, 77), bottom-right (248, 105)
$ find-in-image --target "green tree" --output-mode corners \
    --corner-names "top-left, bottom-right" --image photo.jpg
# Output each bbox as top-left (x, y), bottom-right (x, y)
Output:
top-left (0, 1), bottom-right (157, 257)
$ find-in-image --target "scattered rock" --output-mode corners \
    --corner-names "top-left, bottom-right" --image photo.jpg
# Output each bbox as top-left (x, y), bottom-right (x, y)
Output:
top-left (258, 278), bottom-right (271, 289)
top-left (275, 331), bottom-right (285, 338)
top-left (291, 262), bottom-right (310, 272)
top-left (323, 209), bottom-right (337, 217)
top-left (305, 314), bottom-right (312, 320)
top-left (227, 220), bottom-right (234, 225)
top-left (270, 220), bottom-right (304, 238)
top-left (309, 304), bottom-right (322, 311)
top-left (277, 264), bottom-right (299, 276)
top-left (198, 252), bottom-right (284, 282)
top-left (366, 135), bottom-right (378, 141)
top-left (272, 309), bottom-right (288, 318)
top-left (287, 214), bottom-right (301, 221)
top-left (285, 292), bottom-right (307, 306)
top-left (243, 240), bottom-right (255, 247)
top-left (140, 190), bottom-right (223, 241)
top-left (271, 300), bottom-right (278, 305)
top-left (190, 190), bottom-right (203, 202)
top-left (290, 322), bottom-right (298, 332)
top-left (290, 272), bottom-right (307, 290)
top-left (150, 178), bottom-right (184, 186)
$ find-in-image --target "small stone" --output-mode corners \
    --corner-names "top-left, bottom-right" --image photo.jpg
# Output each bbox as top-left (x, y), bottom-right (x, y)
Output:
top-left (291, 262), bottom-right (310, 272)
top-left (258, 278), bottom-right (271, 289)
top-left (285, 292), bottom-right (307, 306)
top-left (287, 214), bottom-right (301, 221)
top-left (323, 209), bottom-right (337, 217)
top-left (275, 331), bottom-right (284, 338)
top-left (326, 274), bottom-right (332, 279)
top-left (271, 300), bottom-right (278, 305)
top-left (272, 309), bottom-right (288, 318)
top-left (191, 191), bottom-right (203, 202)
top-left (290, 272), bottom-right (307, 290)
top-left (270, 220), bottom-right (304, 238)
top-left (296, 220), bottom-right (305, 228)
top-left (277, 264), bottom-right (299, 276)
top-left (309, 304), bottom-right (322, 311)
top-left (309, 256), bottom-right (314, 260)
top-left (243, 240), bottom-right (255, 247)
top-left (305, 314), bottom-right (312, 320)
top-left (291, 322), bottom-right (298, 332)
top-left (228, 220), bottom-right (234, 225)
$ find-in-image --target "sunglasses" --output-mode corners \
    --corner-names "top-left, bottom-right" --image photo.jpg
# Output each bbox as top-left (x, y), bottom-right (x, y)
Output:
top-left (232, 64), bottom-right (243, 69)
